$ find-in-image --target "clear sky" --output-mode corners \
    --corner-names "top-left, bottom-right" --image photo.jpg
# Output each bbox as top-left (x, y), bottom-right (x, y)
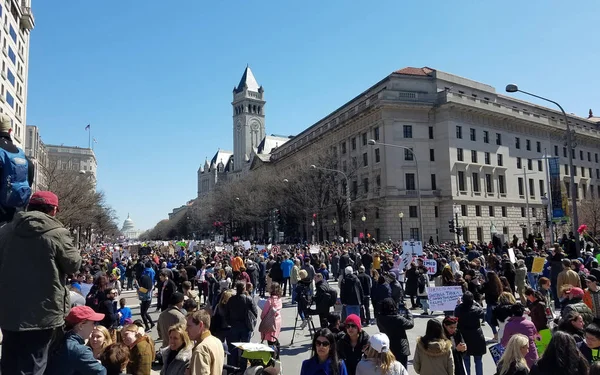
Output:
top-left (27, 0), bottom-right (600, 231)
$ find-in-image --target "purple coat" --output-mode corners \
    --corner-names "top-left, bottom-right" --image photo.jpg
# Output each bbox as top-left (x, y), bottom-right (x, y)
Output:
top-left (501, 316), bottom-right (539, 368)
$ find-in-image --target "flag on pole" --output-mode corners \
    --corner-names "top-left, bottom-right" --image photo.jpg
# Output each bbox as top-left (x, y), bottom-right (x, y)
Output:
top-left (85, 124), bottom-right (90, 130)
top-left (93, 138), bottom-right (97, 143)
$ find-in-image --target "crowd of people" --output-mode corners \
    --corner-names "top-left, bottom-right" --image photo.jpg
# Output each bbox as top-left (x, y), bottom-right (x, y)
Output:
top-left (4, 188), bottom-right (600, 375)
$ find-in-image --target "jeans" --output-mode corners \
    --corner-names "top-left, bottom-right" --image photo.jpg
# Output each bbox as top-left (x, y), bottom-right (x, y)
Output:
top-left (344, 305), bottom-right (360, 320)
top-left (420, 298), bottom-right (430, 313)
top-left (140, 300), bottom-right (153, 329)
top-left (463, 355), bottom-right (483, 375)
top-left (227, 326), bottom-right (252, 371)
top-left (361, 297), bottom-right (371, 324)
top-left (291, 283), bottom-right (297, 303)
top-left (282, 277), bottom-right (290, 296)
top-left (527, 272), bottom-right (537, 290)
top-left (485, 303), bottom-right (497, 335)
top-left (1, 328), bottom-right (55, 375)
top-left (127, 277), bottom-right (134, 290)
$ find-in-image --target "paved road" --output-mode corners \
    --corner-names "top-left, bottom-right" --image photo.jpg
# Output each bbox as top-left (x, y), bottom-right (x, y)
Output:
top-left (120, 279), bottom-right (497, 375)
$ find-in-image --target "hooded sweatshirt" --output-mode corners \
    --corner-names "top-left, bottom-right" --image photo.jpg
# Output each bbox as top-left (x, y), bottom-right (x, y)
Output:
top-left (413, 338), bottom-right (454, 375)
top-left (0, 210), bottom-right (81, 331)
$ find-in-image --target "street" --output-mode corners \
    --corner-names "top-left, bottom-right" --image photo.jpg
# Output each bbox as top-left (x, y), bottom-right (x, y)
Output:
top-left (119, 279), bottom-right (497, 375)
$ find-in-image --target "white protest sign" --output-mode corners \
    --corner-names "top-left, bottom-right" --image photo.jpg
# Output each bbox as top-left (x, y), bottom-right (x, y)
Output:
top-left (243, 241), bottom-right (251, 250)
top-left (214, 246), bottom-right (224, 252)
top-left (309, 245), bottom-right (321, 254)
top-left (508, 248), bottom-right (516, 263)
top-left (427, 286), bottom-right (463, 311)
top-left (402, 240), bottom-right (423, 256)
top-left (424, 259), bottom-right (437, 275)
top-left (256, 245), bottom-right (266, 251)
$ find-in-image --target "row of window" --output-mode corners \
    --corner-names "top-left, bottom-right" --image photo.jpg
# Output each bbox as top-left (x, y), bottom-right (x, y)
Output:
top-left (457, 125), bottom-right (600, 164)
top-left (457, 148), bottom-right (504, 166)
top-left (457, 204), bottom-right (540, 219)
top-left (563, 182), bottom-right (599, 200)
top-left (457, 171), bottom-right (507, 194)
top-left (340, 127), bottom-right (380, 154)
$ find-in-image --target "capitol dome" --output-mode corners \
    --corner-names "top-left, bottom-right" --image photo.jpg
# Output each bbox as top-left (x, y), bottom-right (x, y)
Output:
top-left (122, 213), bottom-right (135, 232)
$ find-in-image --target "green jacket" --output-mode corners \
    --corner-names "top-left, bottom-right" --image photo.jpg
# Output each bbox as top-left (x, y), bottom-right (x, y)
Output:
top-left (0, 211), bottom-right (81, 331)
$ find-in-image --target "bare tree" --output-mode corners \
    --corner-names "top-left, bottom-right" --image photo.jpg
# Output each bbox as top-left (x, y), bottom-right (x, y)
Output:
top-left (579, 199), bottom-right (600, 237)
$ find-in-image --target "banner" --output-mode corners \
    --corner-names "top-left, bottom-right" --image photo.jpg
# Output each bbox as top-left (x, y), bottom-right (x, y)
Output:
top-left (489, 343), bottom-right (505, 364)
top-left (532, 257), bottom-right (546, 274)
top-left (549, 157), bottom-right (564, 219)
top-left (427, 286), bottom-right (463, 311)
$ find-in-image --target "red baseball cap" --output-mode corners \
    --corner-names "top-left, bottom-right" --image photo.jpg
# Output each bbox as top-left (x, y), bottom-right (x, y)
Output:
top-left (29, 191), bottom-right (59, 208)
top-left (65, 306), bottom-right (104, 325)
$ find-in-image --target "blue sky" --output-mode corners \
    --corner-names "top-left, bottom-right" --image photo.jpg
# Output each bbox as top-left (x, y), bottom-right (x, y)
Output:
top-left (27, 1), bottom-right (600, 231)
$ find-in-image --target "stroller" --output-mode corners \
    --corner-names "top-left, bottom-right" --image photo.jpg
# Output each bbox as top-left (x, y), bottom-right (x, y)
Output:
top-left (226, 341), bottom-right (282, 375)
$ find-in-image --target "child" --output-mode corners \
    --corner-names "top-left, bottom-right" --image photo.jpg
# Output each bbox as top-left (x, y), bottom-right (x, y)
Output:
top-left (118, 298), bottom-right (132, 327)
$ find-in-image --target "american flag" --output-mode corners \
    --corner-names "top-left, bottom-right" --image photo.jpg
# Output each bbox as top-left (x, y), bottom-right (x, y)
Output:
top-left (85, 124), bottom-right (90, 130)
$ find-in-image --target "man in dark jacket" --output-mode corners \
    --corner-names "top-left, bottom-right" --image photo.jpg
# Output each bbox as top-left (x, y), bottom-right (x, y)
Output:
top-left (563, 287), bottom-right (595, 327)
top-left (376, 297), bottom-right (414, 369)
top-left (0, 191), bottom-right (81, 375)
top-left (158, 269), bottom-right (177, 311)
top-left (314, 274), bottom-right (335, 328)
top-left (336, 314), bottom-right (369, 375)
top-left (340, 266), bottom-right (364, 320)
top-left (356, 266), bottom-right (372, 326)
top-left (98, 288), bottom-right (120, 329)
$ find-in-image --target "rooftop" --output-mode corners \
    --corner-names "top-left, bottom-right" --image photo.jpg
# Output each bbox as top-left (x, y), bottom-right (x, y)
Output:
top-left (234, 66), bottom-right (260, 93)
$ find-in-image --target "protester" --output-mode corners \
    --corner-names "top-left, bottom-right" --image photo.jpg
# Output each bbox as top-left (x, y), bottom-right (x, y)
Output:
top-left (88, 325), bottom-right (113, 359)
top-left (413, 319), bottom-right (454, 375)
top-left (300, 328), bottom-right (348, 375)
top-left (0, 191), bottom-right (81, 375)
top-left (186, 309), bottom-right (225, 375)
top-left (577, 322), bottom-right (600, 365)
top-left (495, 334), bottom-right (530, 375)
top-left (442, 316), bottom-right (467, 375)
top-left (260, 281), bottom-right (283, 343)
top-left (160, 323), bottom-right (192, 375)
top-left (356, 333), bottom-right (409, 375)
top-left (121, 323), bottom-right (155, 375)
top-left (530, 330), bottom-right (589, 375)
top-left (336, 314), bottom-right (369, 375)
top-left (225, 281), bottom-right (258, 370)
top-left (376, 297), bottom-right (414, 369)
top-left (556, 311), bottom-right (585, 343)
top-left (157, 292), bottom-right (187, 349)
top-left (454, 291), bottom-right (486, 375)
top-left (99, 343), bottom-right (131, 375)
top-left (501, 303), bottom-right (538, 368)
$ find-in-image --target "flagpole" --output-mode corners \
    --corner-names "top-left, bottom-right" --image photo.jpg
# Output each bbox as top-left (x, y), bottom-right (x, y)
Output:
top-left (88, 125), bottom-right (91, 149)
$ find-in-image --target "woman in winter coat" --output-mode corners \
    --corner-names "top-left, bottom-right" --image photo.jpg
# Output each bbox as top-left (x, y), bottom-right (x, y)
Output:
top-left (443, 316), bottom-right (467, 375)
top-left (404, 263), bottom-right (419, 309)
top-left (483, 271), bottom-right (504, 340)
top-left (501, 303), bottom-right (538, 368)
top-left (413, 319), bottom-right (454, 375)
top-left (495, 334), bottom-right (530, 375)
top-left (493, 292), bottom-right (517, 342)
top-left (524, 288), bottom-right (548, 333)
top-left (160, 324), bottom-right (192, 375)
top-left (371, 274), bottom-right (392, 316)
top-left (376, 298), bottom-right (414, 369)
top-left (121, 324), bottom-right (156, 375)
top-left (260, 282), bottom-right (282, 344)
top-left (454, 291), bottom-right (486, 375)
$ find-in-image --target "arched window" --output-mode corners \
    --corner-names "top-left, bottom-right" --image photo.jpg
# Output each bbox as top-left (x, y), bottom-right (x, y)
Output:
top-left (253, 105), bottom-right (257, 113)
top-left (258, 106), bottom-right (261, 114)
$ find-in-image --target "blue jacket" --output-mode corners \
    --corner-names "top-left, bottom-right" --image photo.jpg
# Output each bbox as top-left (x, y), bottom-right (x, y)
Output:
top-left (300, 357), bottom-right (347, 375)
top-left (142, 267), bottom-right (156, 285)
top-left (281, 259), bottom-right (294, 278)
top-left (46, 331), bottom-right (106, 375)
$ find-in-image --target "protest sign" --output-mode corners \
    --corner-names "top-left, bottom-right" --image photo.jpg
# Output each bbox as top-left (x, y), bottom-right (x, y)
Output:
top-left (214, 246), bottom-right (224, 252)
top-left (532, 257), bottom-right (546, 274)
top-left (402, 240), bottom-right (423, 256)
top-left (508, 248), bottom-right (516, 263)
top-left (309, 245), bottom-right (321, 254)
top-left (489, 343), bottom-right (505, 364)
top-left (426, 286), bottom-right (463, 311)
top-left (424, 259), bottom-right (437, 275)
top-left (243, 241), bottom-right (251, 250)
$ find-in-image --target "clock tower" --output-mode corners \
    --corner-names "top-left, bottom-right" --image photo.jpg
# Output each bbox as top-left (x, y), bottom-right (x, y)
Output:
top-left (232, 66), bottom-right (265, 172)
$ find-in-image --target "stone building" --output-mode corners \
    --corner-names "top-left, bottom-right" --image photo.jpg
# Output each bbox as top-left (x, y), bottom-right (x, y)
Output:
top-left (24, 125), bottom-right (47, 191)
top-left (268, 67), bottom-right (600, 243)
top-left (46, 144), bottom-right (97, 187)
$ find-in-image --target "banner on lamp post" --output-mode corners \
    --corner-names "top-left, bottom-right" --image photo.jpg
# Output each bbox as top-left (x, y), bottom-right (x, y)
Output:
top-left (548, 157), bottom-right (564, 219)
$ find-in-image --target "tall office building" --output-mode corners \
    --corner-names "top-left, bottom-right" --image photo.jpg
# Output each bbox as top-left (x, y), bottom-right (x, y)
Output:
top-left (0, 1), bottom-right (34, 148)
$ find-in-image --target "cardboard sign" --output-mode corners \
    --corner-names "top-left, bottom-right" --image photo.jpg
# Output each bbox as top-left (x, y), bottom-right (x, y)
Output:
top-left (489, 343), bottom-right (505, 364)
top-left (424, 259), bottom-right (437, 275)
top-left (508, 248), bottom-right (516, 263)
top-left (402, 241), bottom-right (423, 256)
top-left (309, 245), bottom-right (321, 254)
top-left (243, 241), bottom-right (251, 250)
top-left (426, 286), bottom-right (463, 311)
top-left (532, 257), bottom-right (546, 274)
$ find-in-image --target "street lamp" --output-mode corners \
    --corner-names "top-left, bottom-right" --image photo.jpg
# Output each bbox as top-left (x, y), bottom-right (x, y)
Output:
top-left (368, 139), bottom-right (424, 241)
top-left (505, 84), bottom-right (579, 252)
top-left (541, 193), bottom-right (553, 243)
top-left (310, 164), bottom-right (352, 240)
top-left (361, 214), bottom-right (366, 242)
top-left (398, 212), bottom-right (404, 241)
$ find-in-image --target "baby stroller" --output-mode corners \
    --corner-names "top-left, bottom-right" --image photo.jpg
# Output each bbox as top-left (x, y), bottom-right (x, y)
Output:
top-left (226, 342), bottom-right (282, 375)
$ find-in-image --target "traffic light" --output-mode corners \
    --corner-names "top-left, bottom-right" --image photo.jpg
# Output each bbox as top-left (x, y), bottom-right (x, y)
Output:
top-left (448, 219), bottom-right (455, 233)
top-left (456, 227), bottom-right (463, 236)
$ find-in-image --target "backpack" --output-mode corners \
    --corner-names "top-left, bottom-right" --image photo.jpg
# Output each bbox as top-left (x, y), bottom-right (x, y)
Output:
top-left (418, 274), bottom-right (427, 294)
top-left (328, 288), bottom-right (338, 307)
top-left (0, 148), bottom-right (30, 208)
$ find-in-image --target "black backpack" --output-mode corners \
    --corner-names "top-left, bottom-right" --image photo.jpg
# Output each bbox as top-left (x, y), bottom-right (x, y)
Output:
top-left (328, 288), bottom-right (338, 306)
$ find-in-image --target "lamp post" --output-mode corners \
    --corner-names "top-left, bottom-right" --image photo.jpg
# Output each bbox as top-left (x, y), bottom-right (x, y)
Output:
top-left (398, 212), bottom-right (404, 241)
top-left (541, 194), bottom-right (553, 243)
top-left (361, 214), bottom-right (366, 242)
top-left (368, 140), bottom-right (424, 241)
top-left (311, 219), bottom-right (315, 244)
top-left (310, 165), bottom-right (352, 240)
top-left (332, 218), bottom-right (337, 240)
top-left (453, 204), bottom-right (461, 243)
top-left (505, 84), bottom-right (579, 253)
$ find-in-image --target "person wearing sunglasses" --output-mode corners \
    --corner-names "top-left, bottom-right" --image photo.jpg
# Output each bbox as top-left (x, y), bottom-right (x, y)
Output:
top-left (337, 314), bottom-right (369, 375)
top-left (301, 328), bottom-right (348, 375)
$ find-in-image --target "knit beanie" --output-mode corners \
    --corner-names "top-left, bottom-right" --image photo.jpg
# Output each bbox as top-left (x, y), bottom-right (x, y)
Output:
top-left (344, 314), bottom-right (362, 331)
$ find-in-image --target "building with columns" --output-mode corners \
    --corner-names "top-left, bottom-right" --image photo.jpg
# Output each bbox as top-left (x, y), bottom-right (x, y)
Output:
top-left (268, 67), bottom-right (600, 244)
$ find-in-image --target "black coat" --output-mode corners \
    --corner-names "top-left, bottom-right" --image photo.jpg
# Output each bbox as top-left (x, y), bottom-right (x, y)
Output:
top-left (98, 299), bottom-right (119, 329)
top-left (376, 311), bottom-right (414, 358)
top-left (405, 267), bottom-right (418, 296)
top-left (314, 280), bottom-right (334, 314)
top-left (336, 331), bottom-right (369, 375)
top-left (371, 282), bottom-right (391, 315)
top-left (454, 303), bottom-right (487, 356)
top-left (159, 279), bottom-right (177, 311)
top-left (269, 261), bottom-right (283, 283)
top-left (447, 330), bottom-right (466, 375)
top-left (356, 273), bottom-right (372, 298)
top-left (340, 273), bottom-right (363, 306)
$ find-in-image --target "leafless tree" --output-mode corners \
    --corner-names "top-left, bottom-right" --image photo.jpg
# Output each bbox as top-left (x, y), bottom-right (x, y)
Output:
top-left (579, 199), bottom-right (600, 237)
